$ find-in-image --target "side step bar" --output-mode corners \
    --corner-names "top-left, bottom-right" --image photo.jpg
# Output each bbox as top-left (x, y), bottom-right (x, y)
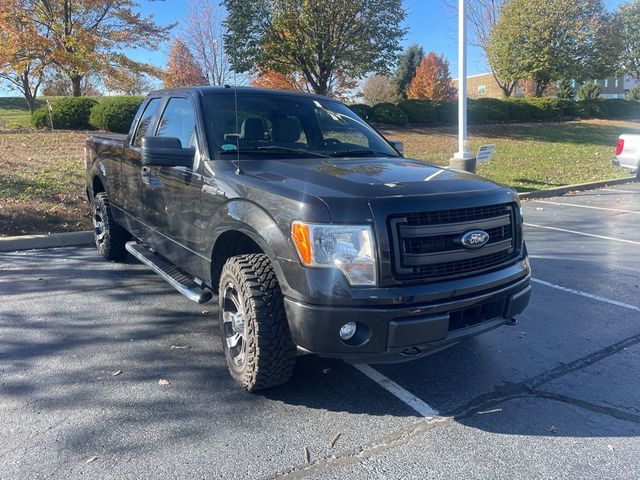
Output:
top-left (125, 241), bottom-right (213, 304)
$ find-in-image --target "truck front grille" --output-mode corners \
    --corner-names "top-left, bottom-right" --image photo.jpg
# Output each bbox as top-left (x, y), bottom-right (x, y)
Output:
top-left (389, 203), bottom-right (519, 281)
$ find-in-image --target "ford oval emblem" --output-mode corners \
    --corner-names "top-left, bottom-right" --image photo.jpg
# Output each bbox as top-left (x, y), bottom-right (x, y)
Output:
top-left (461, 230), bottom-right (490, 249)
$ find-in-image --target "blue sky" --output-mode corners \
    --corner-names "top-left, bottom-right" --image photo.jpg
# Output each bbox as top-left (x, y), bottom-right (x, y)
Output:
top-left (0, 0), bottom-right (630, 96)
top-left (128, 0), bottom-right (628, 79)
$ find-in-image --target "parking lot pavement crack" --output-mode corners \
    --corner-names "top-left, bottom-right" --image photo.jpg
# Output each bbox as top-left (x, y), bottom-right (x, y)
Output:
top-left (447, 333), bottom-right (640, 424)
top-left (527, 332), bottom-right (640, 389)
top-left (447, 385), bottom-right (640, 430)
top-left (261, 417), bottom-right (452, 479)
top-left (533, 391), bottom-right (640, 425)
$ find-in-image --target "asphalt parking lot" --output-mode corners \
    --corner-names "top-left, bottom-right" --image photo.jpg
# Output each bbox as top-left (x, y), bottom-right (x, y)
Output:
top-left (2, 184), bottom-right (640, 480)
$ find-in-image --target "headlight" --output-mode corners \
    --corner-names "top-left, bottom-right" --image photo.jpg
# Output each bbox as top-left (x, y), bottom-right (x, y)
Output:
top-left (291, 222), bottom-right (377, 286)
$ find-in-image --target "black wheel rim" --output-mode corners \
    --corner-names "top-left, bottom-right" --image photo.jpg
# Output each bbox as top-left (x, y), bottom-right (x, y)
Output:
top-left (222, 282), bottom-right (247, 367)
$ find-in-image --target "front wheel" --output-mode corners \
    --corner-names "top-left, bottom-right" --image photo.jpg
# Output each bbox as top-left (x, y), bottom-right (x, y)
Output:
top-left (218, 253), bottom-right (297, 391)
top-left (92, 192), bottom-right (129, 261)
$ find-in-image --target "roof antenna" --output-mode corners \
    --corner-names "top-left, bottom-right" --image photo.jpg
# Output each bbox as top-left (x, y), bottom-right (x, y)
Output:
top-left (233, 84), bottom-right (242, 175)
top-left (231, 44), bottom-right (243, 175)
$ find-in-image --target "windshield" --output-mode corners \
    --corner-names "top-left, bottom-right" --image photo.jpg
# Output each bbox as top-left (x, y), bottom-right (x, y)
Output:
top-left (201, 91), bottom-right (400, 160)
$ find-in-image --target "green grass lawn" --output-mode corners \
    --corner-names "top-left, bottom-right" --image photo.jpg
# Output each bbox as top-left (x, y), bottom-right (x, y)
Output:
top-left (381, 118), bottom-right (639, 191)
top-left (0, 131), bottom-right (90, 236)
top-left (0, 96), bottom-right (50, 129)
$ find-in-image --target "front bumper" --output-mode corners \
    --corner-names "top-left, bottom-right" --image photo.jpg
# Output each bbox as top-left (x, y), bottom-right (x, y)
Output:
top-left (284, 271), bottom-right (531, 364)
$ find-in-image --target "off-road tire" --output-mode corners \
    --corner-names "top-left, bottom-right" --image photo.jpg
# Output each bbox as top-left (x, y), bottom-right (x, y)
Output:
top-left (93, 192), bottom-right (128, 261)
top-left (218, 253), bottom-right (297, 391)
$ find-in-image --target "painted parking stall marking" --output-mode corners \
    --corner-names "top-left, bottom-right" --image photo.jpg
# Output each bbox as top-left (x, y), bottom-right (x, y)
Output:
top-left (531, 278), bottom-right (640, 314)
top-left (533, 200), bottom-right (640, 214)
top-left (354, 364), bottom-right (439, 418)
top-left (524, 223), bottom-right (640, 245)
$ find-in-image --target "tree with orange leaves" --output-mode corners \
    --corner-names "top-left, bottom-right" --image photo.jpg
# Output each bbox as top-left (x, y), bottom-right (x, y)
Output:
top-left (251, 70), bottom-right (308, 92)
top-left (252, 67), bottom-right (356, 100)
top-left (0, 0), bottom-right (46, 112)
top-left (0, 0), bottom-right (173, 98)
top-left (163, 38), bottom-right (208, 88)
top-left (407, 53), bottom-right (457, 101)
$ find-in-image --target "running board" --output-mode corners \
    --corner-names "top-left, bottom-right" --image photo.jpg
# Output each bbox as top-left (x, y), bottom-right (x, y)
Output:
top-left (125, 241), bottom-right (213, 304)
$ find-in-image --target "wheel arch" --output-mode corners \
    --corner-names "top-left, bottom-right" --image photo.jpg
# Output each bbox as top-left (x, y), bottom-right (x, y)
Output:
top-left (207, 200), bottom-right (297, 295)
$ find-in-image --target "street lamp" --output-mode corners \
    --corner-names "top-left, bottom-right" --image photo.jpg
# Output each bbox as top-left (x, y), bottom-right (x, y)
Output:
top-left (450, 0), bottom-right (477, 173)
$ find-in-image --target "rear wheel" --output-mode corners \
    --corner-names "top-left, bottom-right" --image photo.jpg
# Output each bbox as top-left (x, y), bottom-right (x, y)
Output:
top-left (93, 192), bottom-right (128, 261)
top-left (218, 253), bottom-right (297, 391)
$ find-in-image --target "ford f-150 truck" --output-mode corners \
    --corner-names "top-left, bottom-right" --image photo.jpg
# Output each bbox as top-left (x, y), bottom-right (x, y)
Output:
top-left (85, 87), bottom-right (531, 391)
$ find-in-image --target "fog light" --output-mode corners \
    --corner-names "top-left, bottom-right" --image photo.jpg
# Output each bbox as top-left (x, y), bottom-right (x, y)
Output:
top-left (339, 322), bottom-right (357, 341)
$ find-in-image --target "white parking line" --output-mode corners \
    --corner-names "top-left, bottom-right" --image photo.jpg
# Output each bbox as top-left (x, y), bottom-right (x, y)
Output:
top-left (353, 364), bottom-right (439, 418)
top-left (524, 223), bottom-right (640, 245)
top-left (533, 200), bottom-right (640, 214)
top-left (532, 278), bottom-right (640, 313)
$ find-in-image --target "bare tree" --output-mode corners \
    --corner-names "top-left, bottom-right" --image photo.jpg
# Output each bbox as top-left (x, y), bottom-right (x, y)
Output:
top-left (103, 69), bottom-right (156, 95)
top-left (182, 0), bottom-right (232, 86)
top-left (359, 75), bottom-right (397, 105)
top-left (446, 0), bottom-right (517, 97)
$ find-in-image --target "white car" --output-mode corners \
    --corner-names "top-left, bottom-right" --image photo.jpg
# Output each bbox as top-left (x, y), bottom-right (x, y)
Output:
top-left (614, 134), bottom-right (640, 172)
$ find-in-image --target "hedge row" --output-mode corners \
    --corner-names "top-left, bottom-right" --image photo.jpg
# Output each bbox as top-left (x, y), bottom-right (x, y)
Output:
top-left (349, 97), bottom-right (640, 126)
top-left (32, 96), bottom-right (145, 132)
top-left (32, 95), bottom-right (640, 131)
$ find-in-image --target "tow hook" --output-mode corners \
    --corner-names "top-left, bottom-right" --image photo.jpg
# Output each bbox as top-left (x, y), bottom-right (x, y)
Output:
top-left (400, 347), bottom-right (422, 356)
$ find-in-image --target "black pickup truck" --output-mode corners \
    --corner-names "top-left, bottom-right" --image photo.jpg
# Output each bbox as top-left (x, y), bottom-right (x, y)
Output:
top-left (85, 86), bottom-right (531, 391)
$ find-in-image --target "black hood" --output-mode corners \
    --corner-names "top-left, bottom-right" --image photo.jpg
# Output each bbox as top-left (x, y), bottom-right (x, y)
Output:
top-left (243, 157), bottom-right (504, 198)
top-left (228, 156), bottom-right (516, 223)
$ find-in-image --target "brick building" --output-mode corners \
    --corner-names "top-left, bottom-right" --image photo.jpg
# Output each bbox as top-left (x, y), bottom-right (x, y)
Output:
top-left (453, 72), bottom-right (640, 99)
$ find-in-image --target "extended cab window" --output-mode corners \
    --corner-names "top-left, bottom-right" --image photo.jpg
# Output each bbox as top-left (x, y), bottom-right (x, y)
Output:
top-left (156, 98), bottom-right (196, 148)
top-left (133, 98), bottom-right (160, 147)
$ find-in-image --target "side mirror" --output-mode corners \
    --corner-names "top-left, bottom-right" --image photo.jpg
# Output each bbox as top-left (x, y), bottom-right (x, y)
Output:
top-left (390, 140), bottom-right (404, 156)
top-left (141, 136), bottom-right (195, 167)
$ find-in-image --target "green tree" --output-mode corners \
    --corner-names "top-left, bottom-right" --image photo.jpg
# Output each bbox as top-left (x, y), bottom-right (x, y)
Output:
top-left (394, 44), bottom-right (424, 99)
top-left (222, 0), bottom-right (407, 96)
top-left (488, 0), bottom-right (620, 97)
top-left (577, 82), bottom-right (602, 100)
top-left (445, 0), bottom-right (516, 96)
top-left (556, 80), bottom-right (576, 100)
top-left (617, 1), bottom-right (640, 80)
top-left (627, 85), bottom-right (640, 100)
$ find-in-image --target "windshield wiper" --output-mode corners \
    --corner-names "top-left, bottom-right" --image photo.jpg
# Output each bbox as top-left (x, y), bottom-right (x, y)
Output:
top-left (256, 146), bottom-right (330, 158)
top-left (328, 149), bottom-right (391, 158)
top-left (219, 146), bottom-right (330, 158)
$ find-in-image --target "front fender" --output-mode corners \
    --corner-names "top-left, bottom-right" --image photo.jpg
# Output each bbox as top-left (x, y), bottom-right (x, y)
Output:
top-left (202, 199), bottom-right (310, 297)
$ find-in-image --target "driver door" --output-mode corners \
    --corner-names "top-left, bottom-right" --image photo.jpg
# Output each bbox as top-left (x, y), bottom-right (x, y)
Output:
top-left (141, 96), bottom-right (203, 266)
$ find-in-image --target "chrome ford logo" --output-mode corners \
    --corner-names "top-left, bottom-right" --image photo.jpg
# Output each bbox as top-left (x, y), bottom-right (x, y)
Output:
top-left (461, 230), bottom-right (490, 249)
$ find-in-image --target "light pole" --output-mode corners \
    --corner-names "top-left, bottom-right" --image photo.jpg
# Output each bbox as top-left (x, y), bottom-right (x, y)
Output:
top-left (450, 0), bottom-right (477, 173)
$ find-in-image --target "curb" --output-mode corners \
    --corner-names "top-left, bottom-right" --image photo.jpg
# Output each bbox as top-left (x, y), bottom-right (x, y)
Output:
top-left (519, 176), bottom-right (637, 200)
top-left (0, 231), bottom-right (94, 253)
